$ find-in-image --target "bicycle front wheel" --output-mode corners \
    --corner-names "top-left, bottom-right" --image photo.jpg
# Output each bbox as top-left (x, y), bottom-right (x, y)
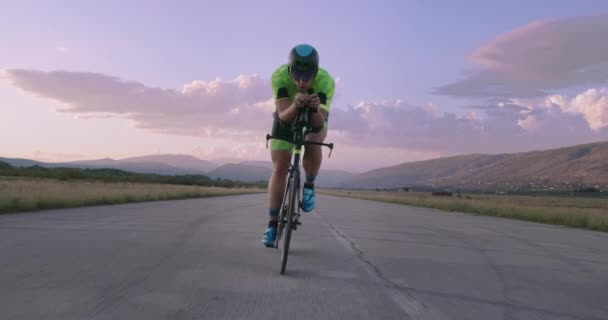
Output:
top-left (280, 172), bottom-right (299, 275)
top-left (275, 174), bottom-right (292, 249)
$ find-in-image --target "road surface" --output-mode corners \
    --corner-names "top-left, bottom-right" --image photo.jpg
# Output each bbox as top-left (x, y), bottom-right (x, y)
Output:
top-left (1, 194), bottom-right (607, 319)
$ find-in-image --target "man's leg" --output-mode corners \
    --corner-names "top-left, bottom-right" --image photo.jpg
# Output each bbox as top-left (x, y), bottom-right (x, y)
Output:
top-left (301, 127), bottom-right (327, 212)
top-left (268, 149), bottom-right (292, 217)
top-left (262, 145), bottom-right (292, 247)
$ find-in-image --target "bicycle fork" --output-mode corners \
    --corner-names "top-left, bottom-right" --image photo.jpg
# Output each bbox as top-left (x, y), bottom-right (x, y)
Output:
top-left (290, 148), bottom-right (303, 230)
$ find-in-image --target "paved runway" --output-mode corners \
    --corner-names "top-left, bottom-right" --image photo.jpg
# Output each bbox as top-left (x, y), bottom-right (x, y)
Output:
top-left (1, 194), bottom-right (607, 319)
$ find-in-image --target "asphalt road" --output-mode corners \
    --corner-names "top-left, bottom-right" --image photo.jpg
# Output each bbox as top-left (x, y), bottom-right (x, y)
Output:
top-left (1, 194), bottom-right (607, 320)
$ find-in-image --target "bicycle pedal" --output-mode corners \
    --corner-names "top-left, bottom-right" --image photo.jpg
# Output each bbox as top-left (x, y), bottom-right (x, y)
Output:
top-left (294, 221), bottom-right (301, 230)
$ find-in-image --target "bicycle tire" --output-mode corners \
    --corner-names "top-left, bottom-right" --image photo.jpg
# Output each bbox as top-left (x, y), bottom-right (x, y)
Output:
top-left (275, 174), bottom-right (292, 249)
top-left (280, 171), bottom-right (299, 275)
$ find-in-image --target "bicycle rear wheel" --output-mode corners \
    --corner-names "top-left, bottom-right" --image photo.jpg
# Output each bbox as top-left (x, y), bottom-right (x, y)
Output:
top-left (280, 171), bottom-right (299, 275)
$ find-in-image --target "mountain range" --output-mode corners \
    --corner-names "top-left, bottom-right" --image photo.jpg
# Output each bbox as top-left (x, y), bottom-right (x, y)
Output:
top-left (338, 141), bottom-right (608, 191)
top-left (0, 154), bottom-right (355, 187)
top-left (0, 155), bottom-right (211, 176)
top-left (2, 140), bottom-right (608, 190)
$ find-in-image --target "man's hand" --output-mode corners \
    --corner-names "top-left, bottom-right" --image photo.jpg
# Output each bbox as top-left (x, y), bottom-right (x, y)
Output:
top-left (294, 93), bottom-right (308, 109)
top-left (307, 94), bottom-right (320, 111)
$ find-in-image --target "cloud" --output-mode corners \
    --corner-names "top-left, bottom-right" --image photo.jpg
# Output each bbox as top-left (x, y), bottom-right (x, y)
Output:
top-left (552, 88), bottom-right (608, 130)
top-left (434, 14), bottom-right (608, 99)
top-left (2, 69), bottom-right (607, 159)
top-left (330, 100), bottom-right (490, 152)
top-left (328, 93), bottom-right (608, 154)
top-left (1, 69), bottom-right (274, 139)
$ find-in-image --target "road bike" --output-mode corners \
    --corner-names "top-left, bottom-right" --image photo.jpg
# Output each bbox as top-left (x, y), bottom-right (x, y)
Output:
top-left (266, 107), bottom-right (334, 275)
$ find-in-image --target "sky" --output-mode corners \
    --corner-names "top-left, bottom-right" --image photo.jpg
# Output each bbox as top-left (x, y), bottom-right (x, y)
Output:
top-left (1, 0), bottom-right (608, 172)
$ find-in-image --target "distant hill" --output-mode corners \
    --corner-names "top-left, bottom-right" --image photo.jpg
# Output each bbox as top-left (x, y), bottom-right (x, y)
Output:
top-left (0, 160), bottom-right (258, 188)
top-left (207, 163), bottom-right (272, 183)
top-left (239, 160), bottom-right (273, 169)
top-left (120, 154), bottom-right (217, 172)
top-left (339, 141), bottom-right (608, 191)
top-left (63, 158), bottom-right (117, 167)
top-left (205, 161), bottom-right (355, 187)
top-left (0, 155), bottom-right (353, 186)
top-left (7, 141), bottom-right (606, 191)
top-left (0, 157), bottom-right (49, 167)
top-left (1, 155), bottom-right (210, 176)
top-left (315, 169), bottom-right (356, 188)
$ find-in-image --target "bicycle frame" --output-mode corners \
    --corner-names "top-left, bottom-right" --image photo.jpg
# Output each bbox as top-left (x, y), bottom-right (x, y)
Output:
top-left (265, 107), bottom-right (334, 274)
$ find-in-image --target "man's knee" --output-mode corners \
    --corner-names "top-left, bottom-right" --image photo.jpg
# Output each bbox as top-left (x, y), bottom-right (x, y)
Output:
top-left (271, 151), bottom-right (291, 176)
top-left (305, 128), bottom-right (327, 143)
top-left (273, 162), bottom-right (289, 176)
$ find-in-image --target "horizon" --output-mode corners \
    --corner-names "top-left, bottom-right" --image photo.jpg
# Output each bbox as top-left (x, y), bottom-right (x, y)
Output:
top-left (2, 1), bottom-right (608, 172)
top-left (4, 138), bottom-right (606, 175)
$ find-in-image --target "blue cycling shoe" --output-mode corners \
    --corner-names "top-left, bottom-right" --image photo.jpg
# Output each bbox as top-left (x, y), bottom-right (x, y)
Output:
top-left (301, 186), bottom-right (315, 212)
top-left (261, 226), bottom-right (277, 247)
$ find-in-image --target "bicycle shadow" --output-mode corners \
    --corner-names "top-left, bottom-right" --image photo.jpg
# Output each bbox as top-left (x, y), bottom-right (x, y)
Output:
top-left (280, 268), bottom-right (361, 283)
top-left (284, 246), bottom-right (317, 258)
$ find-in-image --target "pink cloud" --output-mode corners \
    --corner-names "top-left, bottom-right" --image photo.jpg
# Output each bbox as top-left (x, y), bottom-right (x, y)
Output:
top-left (434, 14), bottom-right (608, 98)
top-left (2, 69), bottom-right (607, 159)
top-left (2, 69), bottom-right (274, 139)
top-left (557, 88), bottom-right (608, 130)
top-left (329, 94), bottom-right (608, 154)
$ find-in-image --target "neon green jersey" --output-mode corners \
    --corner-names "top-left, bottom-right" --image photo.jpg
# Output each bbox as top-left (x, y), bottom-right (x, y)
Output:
top-left (271, 64), bottom-right (335, 112)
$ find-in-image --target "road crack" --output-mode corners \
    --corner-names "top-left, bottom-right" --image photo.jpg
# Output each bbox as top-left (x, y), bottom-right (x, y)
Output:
top-left (317, 212), bottom-right (448, 320)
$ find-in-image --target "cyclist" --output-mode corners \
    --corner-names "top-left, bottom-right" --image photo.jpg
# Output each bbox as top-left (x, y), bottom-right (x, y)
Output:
top-left (261, 44), bottom-right (336, 247)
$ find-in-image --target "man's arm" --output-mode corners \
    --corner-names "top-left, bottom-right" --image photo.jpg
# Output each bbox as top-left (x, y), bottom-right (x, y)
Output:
top-left (276, 93), bottom-right (307, 124)
top-left (308, 74), bottom-right (335, 130)
top-left (309, 107), bottom-right (327, 129)
top-left (306, 94), bottom-right (328, 129)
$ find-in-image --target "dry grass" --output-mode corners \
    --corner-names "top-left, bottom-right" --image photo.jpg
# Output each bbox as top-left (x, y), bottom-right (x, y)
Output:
top-left (320, 189), bottom-right (608, 232)
top-left (0, 177), bottom-right (265, 214)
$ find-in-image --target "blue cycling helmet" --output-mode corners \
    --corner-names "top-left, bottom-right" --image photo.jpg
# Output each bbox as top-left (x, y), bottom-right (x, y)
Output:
top-left (288, 44), bottom-right (319, 72)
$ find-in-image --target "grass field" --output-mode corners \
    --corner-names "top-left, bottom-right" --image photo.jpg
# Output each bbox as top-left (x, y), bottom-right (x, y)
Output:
top-left (0, 176), bottom-right (265, 214)
top-left (320, 189), bottom-right (608, 232)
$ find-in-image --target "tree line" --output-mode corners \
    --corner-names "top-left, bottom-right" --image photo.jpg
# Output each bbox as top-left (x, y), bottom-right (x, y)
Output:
top-left (0, 161), bottom-right (266, 188)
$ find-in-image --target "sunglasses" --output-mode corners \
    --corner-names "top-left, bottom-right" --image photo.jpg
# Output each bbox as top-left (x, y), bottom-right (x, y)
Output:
top-left (290, 68), bottom-right (316, 82)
